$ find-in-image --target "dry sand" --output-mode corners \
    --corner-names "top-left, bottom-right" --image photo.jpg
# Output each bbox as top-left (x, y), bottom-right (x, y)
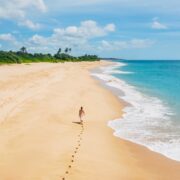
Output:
top-left (0, 61), bottom-right (180, 180)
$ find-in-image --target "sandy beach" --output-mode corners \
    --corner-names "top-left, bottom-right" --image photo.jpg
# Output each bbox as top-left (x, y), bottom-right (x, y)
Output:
top-left (0, 61), bottom-right (180, 180)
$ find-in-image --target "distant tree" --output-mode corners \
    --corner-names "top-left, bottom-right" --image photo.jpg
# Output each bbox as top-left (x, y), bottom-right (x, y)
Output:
top-left (57, 48), bottom-right (62, 55)
top-left (47, 53), bottom-right (52, 58)
top-left (20, 46), bottom-right (27, 53)
top-left (0, 51), bottom-right (21, 64)
top-left (78, 54), bottom-right (100, 61)
top-left (0, 48), bottom-right (99, 64)
top-left (64, 48), bottom-right (69, 54)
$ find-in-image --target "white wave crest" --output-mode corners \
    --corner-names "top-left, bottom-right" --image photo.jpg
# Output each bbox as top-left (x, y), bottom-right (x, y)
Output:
top-left (92, 63), bottom-right (180, 161)
top-left (100, 62), bottom-right (133, 75)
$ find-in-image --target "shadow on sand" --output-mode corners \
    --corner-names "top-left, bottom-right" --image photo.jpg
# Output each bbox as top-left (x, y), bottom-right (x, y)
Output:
top-left (72, 121), bottom-right (82, 125)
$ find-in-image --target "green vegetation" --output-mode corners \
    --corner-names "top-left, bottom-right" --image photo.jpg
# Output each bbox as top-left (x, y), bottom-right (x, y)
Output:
top-left (0, 47), bottom-right (100, 64)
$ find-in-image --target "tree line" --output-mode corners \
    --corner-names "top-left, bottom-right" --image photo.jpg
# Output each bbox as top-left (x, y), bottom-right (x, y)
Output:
top-left (0, 47), bottom-right (100, 64)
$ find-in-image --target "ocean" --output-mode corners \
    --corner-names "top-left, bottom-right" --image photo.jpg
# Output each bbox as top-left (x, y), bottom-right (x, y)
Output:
top-left (92, 60), bottom-right (180, 161)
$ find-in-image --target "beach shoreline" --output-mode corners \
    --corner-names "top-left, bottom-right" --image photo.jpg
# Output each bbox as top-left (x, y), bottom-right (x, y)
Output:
top-left (96, 60), bottom-right (180, 162)
top-left (0, 61), bottom-right (180, 179)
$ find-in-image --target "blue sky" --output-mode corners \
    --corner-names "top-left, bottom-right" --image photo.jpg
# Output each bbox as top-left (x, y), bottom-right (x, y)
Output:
top-left (0, 0), bottom-right (180, 59)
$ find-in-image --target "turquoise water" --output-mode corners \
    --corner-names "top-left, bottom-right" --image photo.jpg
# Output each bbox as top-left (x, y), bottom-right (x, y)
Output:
top-left (116, 60), bottom-right (180, 123)
top-left (92, 60), bottom-right (180, 161)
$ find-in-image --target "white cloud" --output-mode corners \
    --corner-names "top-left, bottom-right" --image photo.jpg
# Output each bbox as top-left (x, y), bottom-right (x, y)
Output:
top-left (28, 20), bottom-right (116, 51)
top-left (130, 39), bottom-right (155, 48)
top-left (18, 20), bottom-right (41, 30)
top-left (104, 23), bottom-right (116, 32)
top-left (52, 20), bottom-right (115, 39)
top-left (152, 18), bottom-right (168, 29)
top-left (0, 0), bottom-right (47, 19)
top-left (29, 34), bottom-right (47, 45)
top-left (6, 19), bottom-right (154, 54)
top-left (0, 0), bottom-right (47, 29)
top-left (26, 20), bottom-right (155, 54)
top-left (99, 40), bottom-right (128, 51)
top-left (99, 39), bottom-right (155, 51)
top-left (0, 33), bottom-right (18, 48)
top-left (0, 33), bottom-right (16, 42)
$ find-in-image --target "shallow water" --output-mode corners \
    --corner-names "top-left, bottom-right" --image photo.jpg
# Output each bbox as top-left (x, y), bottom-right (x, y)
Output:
top-left (92, 60), bottom-right (180, 161)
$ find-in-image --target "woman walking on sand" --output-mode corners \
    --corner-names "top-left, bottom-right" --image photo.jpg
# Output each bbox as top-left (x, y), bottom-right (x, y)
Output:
top-left (79, 107), bottom-right (85, 123)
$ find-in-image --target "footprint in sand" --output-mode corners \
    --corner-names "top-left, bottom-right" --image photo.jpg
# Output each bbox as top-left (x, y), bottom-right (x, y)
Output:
top-left (62, 123), bottom-right (85, 178)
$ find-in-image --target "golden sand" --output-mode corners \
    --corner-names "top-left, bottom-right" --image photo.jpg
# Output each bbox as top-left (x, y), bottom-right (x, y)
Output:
top-left (0, 61), bottom-right (179, 180)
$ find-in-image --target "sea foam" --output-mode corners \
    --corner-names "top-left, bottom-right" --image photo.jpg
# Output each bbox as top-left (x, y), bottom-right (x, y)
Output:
top-left (92, 62), bottom-right (180, 161)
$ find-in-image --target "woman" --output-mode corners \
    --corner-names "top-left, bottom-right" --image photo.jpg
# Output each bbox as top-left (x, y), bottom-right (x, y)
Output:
top-left (79, 107), bottom-right (85, 122)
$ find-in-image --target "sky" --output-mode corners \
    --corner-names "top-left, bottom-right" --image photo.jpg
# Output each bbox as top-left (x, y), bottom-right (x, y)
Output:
top-left (0, 0), bottom-right (180, 60)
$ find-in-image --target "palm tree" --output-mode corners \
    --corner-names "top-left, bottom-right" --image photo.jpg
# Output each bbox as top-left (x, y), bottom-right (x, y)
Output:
top-left (68, 48), bottom-right (72, 53)
top-left (57, 48), bottom-right (62, 55)
top-left (65, 48), bottom-right (69, 54)
top-left (20, 46), bottom-right (27, 53)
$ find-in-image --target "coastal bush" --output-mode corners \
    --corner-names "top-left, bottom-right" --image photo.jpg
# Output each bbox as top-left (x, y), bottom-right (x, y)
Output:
top-left (78, 54), bottom-right (100, 61)
top-left (0, 51), bottom-right (21, 64)
top-left (0, 47), bottom-right (100, 64)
